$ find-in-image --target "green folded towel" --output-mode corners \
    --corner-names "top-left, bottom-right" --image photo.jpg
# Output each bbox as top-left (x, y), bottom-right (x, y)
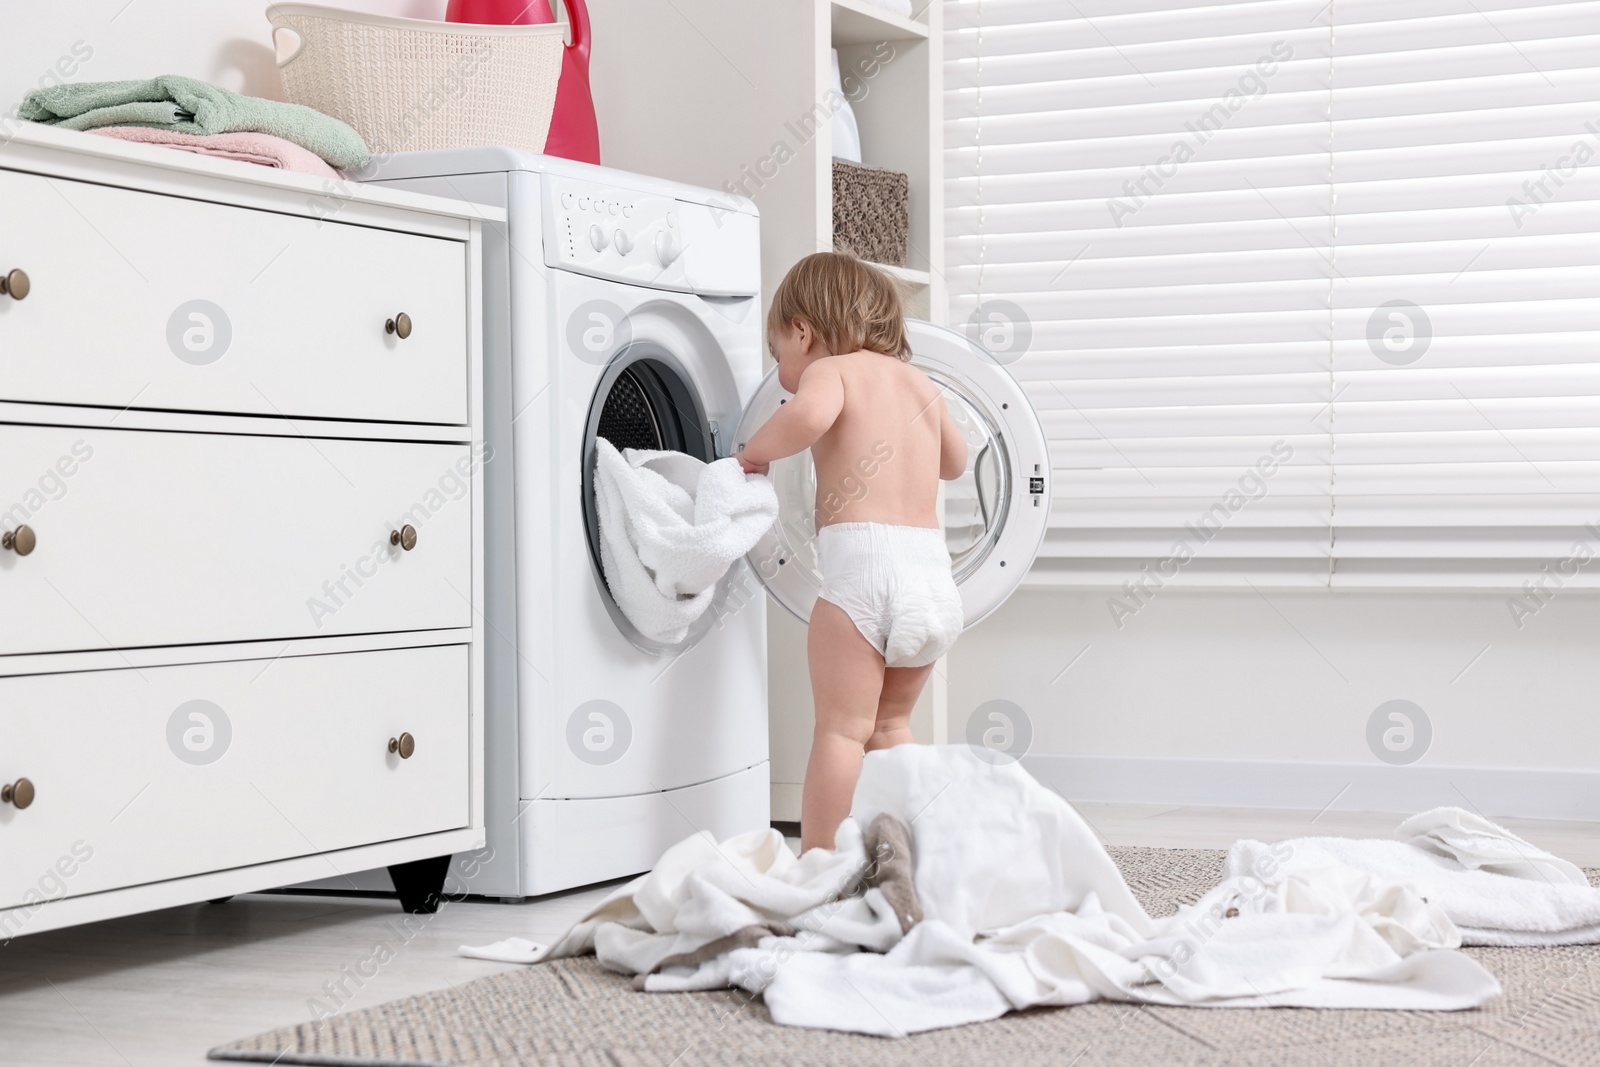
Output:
top-left (20, 75), bottom-right (370, 171)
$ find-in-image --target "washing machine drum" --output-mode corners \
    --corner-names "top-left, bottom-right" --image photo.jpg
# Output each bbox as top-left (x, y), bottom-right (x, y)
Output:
top-left (593, 358), bottom-right (709, 456)
top-left (735, 319), bottom-right (1052, 631)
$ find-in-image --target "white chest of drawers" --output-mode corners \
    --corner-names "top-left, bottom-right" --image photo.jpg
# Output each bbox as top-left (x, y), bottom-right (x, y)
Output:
top-left (0, 124), bottom-right (497, 936)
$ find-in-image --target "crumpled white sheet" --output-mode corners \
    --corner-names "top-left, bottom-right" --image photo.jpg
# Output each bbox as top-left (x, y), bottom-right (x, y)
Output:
top-left (1228, 807), bottom-right (1600, 947)
top-left (466, 747), bottom-right (1507, 1036)
top-left (593, 439), bottom-right (777, 643)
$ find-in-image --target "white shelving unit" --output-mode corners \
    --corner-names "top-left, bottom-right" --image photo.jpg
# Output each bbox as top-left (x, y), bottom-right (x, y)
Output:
top-left (589, 0), bottom-right (944, 321)
top-left (589, 0), bottom-right (946, 820)
top-left (831, 0), bottom-right (928, 45)
top-left (874, 262), bottom-right (934, 288)
top-left (828, 1), bottom-right (940, 319)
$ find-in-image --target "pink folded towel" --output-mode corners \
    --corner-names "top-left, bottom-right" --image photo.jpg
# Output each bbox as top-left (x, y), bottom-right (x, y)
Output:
top-left (89, 126), bottom-right (341, 178)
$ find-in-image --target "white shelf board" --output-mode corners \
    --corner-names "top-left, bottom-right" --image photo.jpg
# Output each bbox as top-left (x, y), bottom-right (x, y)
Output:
top-left (868, 261), bottom-right (931, 286)
top-left (831, 0), bottom-right (930, 45)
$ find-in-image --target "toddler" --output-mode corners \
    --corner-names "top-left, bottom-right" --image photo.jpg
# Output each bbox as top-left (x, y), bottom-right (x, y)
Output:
top-left (739, 253), bottom-right (967, 851)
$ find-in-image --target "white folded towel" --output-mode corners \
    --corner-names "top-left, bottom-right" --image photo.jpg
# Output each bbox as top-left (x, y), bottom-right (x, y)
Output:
top-left (1228, 807), bottom-right (1600, 946)
top-left (593, 439), bottom-right (778, 643)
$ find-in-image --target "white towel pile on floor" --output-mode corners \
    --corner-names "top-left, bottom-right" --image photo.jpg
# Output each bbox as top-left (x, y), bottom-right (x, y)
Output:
top-left (455, 746), bottom-right (1600, 1036)
top-left (1229, 807), bottom-right (1600, 947)
top-left (593, 439), bottom-right (778, 643)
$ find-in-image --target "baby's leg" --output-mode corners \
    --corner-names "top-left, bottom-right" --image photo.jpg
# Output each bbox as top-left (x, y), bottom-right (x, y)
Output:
top-left (866, 664), bottom-right (936, 752)
top-left (801, 598), bottom-right (885, 852)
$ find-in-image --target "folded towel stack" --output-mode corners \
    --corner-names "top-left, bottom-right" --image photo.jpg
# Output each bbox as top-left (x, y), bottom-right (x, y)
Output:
top-left (87, 127), bottom-right (341, 178)
top-left (21, 75), bottom-right (369, 173)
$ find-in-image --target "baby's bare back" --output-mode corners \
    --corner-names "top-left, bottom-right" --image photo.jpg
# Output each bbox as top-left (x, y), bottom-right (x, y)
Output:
top-left (812, 351), bottom-right (945, 529)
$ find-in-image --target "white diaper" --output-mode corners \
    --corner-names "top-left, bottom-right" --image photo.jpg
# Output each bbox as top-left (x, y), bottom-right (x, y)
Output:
top-left (816, 522), bottom-right (964, 668)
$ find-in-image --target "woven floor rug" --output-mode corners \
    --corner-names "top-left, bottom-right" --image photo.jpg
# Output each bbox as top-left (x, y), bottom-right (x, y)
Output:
top-left (211, 847), bottom-right (1600, 1067)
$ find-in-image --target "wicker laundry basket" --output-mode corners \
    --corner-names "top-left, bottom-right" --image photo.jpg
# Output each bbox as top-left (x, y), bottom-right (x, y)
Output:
top-left (833, 159), bottom-right (909, 267)
top-left (266, 3), bottom-right (564, 156)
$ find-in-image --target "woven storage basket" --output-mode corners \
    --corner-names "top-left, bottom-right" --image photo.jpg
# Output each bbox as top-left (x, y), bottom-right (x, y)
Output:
top-left (833, 159), bottom-right (909, 267)
top-left (266, 4), bottom-right (563, 156)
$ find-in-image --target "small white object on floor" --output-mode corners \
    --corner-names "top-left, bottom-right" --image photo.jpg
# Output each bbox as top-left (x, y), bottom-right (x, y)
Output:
top-left (467, 746), bottom-right (1506, 1036)
top-left (459, 936), bottom-right (547, 964)
top-left (593, 439), bottom-right (777, 643)
top-left (1229, 806), bottom-right (1600, 947)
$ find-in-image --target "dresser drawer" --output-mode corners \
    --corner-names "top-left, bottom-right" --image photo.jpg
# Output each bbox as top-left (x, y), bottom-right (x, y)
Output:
top-left (0, 645), bottom-right (468, 909)
top-left (0, 425), bottom-right (472, 655)
top-left (0, 168), bottom-right (467, 424)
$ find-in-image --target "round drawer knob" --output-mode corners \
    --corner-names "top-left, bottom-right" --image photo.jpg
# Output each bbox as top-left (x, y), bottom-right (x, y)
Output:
top-left (1, 268), bottom-right (29, 301)
top-left (386, 312), bottom-right (413, 339)
top-left (390, 524), bottom-right (417, 551)
top-left (387, 732), bottom-right (415, 759)
top-left (2, 525), bottom-right (35, 556)
top-left (2, 778), bottom-right (35, 809)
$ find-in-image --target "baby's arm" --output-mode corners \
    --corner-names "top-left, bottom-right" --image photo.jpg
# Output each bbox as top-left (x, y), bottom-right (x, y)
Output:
top-left (937, 394), bottom-right (969, 480)
top-left (739, 360), bottom-right (845, 474)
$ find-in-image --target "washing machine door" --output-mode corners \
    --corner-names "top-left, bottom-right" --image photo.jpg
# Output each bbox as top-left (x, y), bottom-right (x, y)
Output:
top-left (734, 319), bottom-right (1050, 628)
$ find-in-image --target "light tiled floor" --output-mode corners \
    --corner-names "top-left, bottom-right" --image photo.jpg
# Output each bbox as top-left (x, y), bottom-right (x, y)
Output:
top-left (0, 883), bottom-right (616, 1067)
top-left (2, 805), bottom-right (1596, 1066)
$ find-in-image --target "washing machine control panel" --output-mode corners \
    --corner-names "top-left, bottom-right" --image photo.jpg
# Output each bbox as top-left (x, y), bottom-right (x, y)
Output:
top-left (542, 176), bottom-right (760, 297)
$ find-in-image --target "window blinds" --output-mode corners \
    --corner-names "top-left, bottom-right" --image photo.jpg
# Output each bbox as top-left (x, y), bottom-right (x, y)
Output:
top-left (946, 0), bottom-right (1600, 593)
top-left (1330, 0), bottom-right (1600, 589)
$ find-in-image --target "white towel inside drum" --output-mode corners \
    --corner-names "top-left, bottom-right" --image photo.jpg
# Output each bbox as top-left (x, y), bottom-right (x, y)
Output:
top-left (593, 438), bottom-right (778, 644)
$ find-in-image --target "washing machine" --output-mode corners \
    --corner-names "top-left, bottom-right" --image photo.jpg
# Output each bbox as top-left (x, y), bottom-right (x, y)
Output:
top-left (362, 148), bottom-right (1051, 899)
top-left (364, 147), bottom-right (767, 897)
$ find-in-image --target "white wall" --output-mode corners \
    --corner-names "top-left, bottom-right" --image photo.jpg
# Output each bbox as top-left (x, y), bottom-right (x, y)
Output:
top-left (1, 0), bottom-right (441, 112)
top-left (952, 588), bottom-right (1600, 820)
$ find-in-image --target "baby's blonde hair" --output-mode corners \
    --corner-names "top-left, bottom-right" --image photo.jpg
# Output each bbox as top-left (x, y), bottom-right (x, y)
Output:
top-left (767, 252), bottom-right (910, 359)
